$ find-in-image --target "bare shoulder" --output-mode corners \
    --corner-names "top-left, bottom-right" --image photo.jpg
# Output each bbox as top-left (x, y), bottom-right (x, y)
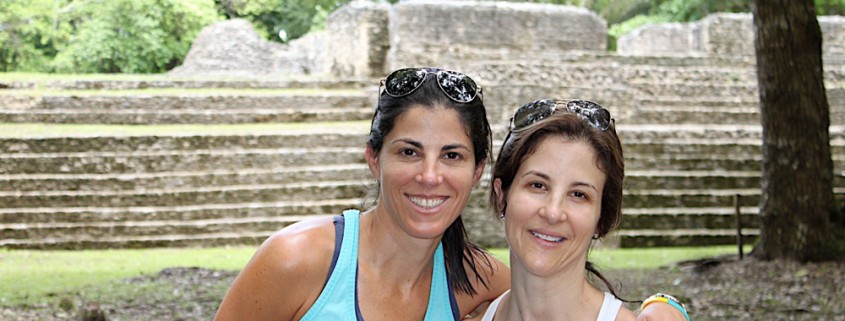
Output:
top-left (616, 306), bottom-right (637, 321)
top-left (214, 216), bottom-right (338, 321)
top-left (455, 247), bottom-right (511, 316)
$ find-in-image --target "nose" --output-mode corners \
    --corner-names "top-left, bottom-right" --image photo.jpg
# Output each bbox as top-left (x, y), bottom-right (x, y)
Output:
top-left (538, 197), bottom-right (567, 224)
top-left (415, 157), bottom-right (443, 186)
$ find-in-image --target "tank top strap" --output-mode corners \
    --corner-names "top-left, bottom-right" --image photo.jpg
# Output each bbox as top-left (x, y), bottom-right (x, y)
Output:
top-left (423, 242), bottom-right (461, 321)
top-left (299, 209), bottom-right (361, 321)
top-left (596, 292), bottom-right (623, 321)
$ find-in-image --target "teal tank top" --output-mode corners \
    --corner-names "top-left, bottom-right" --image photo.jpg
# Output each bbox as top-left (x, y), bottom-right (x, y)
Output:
top-left (299, 209), bottom-right (460, 321)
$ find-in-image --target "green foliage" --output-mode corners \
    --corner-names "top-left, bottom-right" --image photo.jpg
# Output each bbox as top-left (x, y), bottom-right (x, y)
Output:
top-left (0, 0), bottom-right (72, 72)
top-left (607, 14), bottom-right (672, 42)
top-left (650, 0), bottom-right (750, 22)
top-left (218, 0), bottom-right (349, 42)
top-left (51, 0), bottom-right (221, 73)
top-left (816, 0), bottom-right (845, 15)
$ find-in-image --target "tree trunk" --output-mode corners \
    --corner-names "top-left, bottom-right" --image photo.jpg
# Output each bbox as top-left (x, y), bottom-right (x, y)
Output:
top-left (752, 0), bottom-right (842, 261)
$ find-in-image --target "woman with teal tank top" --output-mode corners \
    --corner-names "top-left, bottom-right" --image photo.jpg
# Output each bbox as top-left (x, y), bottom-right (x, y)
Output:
top-left (213, 67), bottom-right (687, 321)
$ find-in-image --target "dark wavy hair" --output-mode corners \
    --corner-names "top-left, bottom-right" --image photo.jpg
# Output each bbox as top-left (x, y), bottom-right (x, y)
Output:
top-left (489, 109), bottom-right (626, 298)
top-left (366, 68), bottom-right (493, 296)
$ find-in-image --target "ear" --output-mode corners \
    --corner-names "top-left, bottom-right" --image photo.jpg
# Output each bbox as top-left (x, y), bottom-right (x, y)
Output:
top-left (365, 145), bottom-right (380, 180)
top-left (473, 157), bottom-right (487, 187)
top-left (493, 178), bottom-right (505, 212)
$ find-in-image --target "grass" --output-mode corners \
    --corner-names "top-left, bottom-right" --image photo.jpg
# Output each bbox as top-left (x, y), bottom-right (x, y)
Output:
top-left (0, 246), bottom-right (256, 306)
top-left (0, 245), bottom-right (747, 307)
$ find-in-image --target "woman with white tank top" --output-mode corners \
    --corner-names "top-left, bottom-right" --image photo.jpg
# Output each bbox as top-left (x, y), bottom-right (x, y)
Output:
top-left (479, 99), bottom-right (690, 321)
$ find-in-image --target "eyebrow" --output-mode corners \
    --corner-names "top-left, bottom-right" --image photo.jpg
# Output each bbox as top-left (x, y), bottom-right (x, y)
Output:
top-left (392, 138), bottom-right (472, 152)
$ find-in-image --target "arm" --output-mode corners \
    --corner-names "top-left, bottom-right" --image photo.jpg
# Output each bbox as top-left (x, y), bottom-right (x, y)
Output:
top-left (214, 218), bottom-right (334, 321)
top-left (456, 250), bottom-right (511, 318)
top-left (637, 293), bottom-right (690, 321)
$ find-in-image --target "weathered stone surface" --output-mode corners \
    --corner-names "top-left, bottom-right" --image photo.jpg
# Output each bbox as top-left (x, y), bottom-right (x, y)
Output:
top-left (617, 22), bottom-right (699, 57)
top-left (168, 19), bottom-right (304, 76)
top-left (619, 13), bottom-right (845, 59)
top-left (386, 0), bottom-right (606, 72)
top-left (327, 0), bottom-right (390, 78)
top-left (821, 16), bottom-right (845, 58)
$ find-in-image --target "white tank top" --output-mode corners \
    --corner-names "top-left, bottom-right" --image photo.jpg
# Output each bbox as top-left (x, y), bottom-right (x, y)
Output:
top-left (480, 290), bottom-right (622, 321)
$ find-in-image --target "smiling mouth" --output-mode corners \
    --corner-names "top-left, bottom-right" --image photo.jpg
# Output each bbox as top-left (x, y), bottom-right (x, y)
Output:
top-left (408, 196), bottom-right (446, 209)
top-left (531, 231), bottom-right (565, 243)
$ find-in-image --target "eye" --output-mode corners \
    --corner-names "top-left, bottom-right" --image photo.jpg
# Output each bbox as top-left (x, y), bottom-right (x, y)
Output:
top-left (443, 151), bottom-right (462, 160)
top-left (528, 182), bottom-right (547, 191)
top-left (400, 148), bottom-right (418, 157)
top-left (571, 190), bottom-right (589, 200)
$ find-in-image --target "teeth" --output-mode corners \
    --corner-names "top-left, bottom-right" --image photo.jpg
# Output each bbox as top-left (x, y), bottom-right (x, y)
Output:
top-left (531, 231), bottom-right (564, 242)
top-left (409, 196), bottom-right (446, 208)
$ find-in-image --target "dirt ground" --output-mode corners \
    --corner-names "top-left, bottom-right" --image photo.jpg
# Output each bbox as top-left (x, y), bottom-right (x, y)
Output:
top-left (2, 256), bottom-right (843, 321)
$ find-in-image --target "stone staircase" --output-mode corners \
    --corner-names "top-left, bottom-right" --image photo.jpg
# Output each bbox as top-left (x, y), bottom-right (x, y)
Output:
top-left (1, 57), bottom-right (844, 249)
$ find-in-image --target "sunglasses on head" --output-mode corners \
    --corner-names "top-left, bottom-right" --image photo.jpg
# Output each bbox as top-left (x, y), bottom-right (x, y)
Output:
top-left (509, 99), bottom-right (613, 132)
top-left (380, 67), bottom-right (482, 103)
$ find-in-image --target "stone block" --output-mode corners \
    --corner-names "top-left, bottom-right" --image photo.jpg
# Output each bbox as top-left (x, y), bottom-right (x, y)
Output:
top-left (386, 0), bottom-right (606, 72)
top-left (169, 19), bottom-right (310, 76)
top-left (617, 22), bottom-right (698, 57)
top-left (326, 0), bottom-right (391, 78)
top-left (821, 16), bottom-right (845, 58)
top-left (619, 13), bottom-right (845, 60)
top-left (697, 13), bottom-right (755, 57)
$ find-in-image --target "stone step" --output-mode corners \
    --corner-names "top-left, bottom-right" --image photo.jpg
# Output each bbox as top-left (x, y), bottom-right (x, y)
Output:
top-left (630, 83), bottom-right (760, 99)
top-left (0, 77), bottom-right (372, 91)
top-left (0, 147), bottom-right (366, 174)
top-left (616, 228), bottom-right (759, 248)
top-left (620, 106), bottom-right (765, 125)
top-left (0, 214), bottom-right (323, 241)
top-left (0, 90), bottom-right (376, 124)
top-left (1, 90), bottom-right (373, 110)
top-left (619, 66), bottom-right (758, 85)
top-left (620, 207), bottom-right (760, 230)
top-left (627, 170), bottom-right (845, 190)
top-left (0, 122), bottom-right (370, 153)
top-left (630, 86), bottom-right (844, 109)
top-left (0, 180), bottom-right (370, 208)
top-left (0, 107), bottom-right (375, 124)
top-left (0, 164), bottom-right (370, 191)
top-left (625, 170), bottom-right (760, 190)
top-left (0, 198), bottom-right (361, 224)
top-left (0, 230), bottom-right (280, 250)
top-left (624, 188), bottom-right (845, 209)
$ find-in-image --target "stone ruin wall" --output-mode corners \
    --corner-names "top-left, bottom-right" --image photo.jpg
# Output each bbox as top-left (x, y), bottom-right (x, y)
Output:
top-left (174, 1), bottom-right (845, 86)
top-left (384, 1), bottom-right (606, 72)
top-left (617, 13), bottom-right (845, 58)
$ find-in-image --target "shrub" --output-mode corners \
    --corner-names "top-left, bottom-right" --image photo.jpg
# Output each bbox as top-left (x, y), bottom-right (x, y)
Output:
top-left (0, 0), bottom-right (72, 72)
top-left (51, 0), bottom-right (221, 73)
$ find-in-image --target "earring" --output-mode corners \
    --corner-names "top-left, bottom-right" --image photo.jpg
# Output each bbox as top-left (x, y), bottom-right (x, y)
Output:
top-left (500, 210), bottom-right (506, 220)
top-left (592, 233), bottom-right (599, 240)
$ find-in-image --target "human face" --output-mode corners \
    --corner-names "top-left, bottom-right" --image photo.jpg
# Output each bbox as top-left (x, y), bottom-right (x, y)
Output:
top-left (494, 136), bottom-right (605, 276)
top-left (366, 105), bottom-right (485, 240)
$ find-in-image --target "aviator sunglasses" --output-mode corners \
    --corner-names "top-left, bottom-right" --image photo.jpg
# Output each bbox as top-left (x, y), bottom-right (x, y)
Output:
top-left (380, 67), bottom-right (482, 103)
top-left (509, 99), bottom-right (613, 132)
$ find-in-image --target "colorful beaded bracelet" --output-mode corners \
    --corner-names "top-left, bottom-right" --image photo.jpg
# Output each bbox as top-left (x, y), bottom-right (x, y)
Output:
top-left (640, 293), bottom-right (691, 321)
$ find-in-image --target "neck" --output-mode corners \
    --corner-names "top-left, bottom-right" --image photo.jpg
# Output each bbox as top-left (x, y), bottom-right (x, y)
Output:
top-left (501, 259), bottom-right (604, 321)
top-left (357, 208), bottom-right (443, 287)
